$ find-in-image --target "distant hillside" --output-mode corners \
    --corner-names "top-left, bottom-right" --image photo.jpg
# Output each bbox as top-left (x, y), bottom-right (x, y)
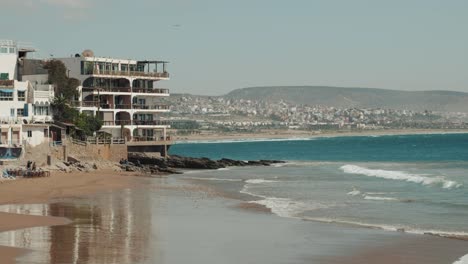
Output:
top-left (224, 86), bottom-right (468, 112)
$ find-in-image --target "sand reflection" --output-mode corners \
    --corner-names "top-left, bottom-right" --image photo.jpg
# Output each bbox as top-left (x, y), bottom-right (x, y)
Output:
top-left (0, 188), bottom-right (152, 264)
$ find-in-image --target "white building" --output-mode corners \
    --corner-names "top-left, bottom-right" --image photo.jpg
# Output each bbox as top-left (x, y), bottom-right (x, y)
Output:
top-left (57, 50), bottom-right (171, 144)
top-left (0, 40), bottom-right (54, 150)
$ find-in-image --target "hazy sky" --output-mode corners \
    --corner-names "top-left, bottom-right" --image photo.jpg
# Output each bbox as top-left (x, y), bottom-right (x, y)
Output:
top-left (1, 0), bottom-right (467, 95)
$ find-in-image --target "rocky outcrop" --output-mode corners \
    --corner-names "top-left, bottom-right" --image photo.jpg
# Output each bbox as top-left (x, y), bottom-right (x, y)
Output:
top-left (127, 154), bottom-right (284, 171)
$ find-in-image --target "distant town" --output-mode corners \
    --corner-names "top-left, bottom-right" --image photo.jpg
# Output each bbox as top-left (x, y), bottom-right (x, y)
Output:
top-left (167, 94), bottom-right (468, 135)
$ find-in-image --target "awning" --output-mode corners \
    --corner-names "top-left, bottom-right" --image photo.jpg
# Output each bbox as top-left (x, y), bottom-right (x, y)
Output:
top-left (0, 89), bottom-right (13, 93)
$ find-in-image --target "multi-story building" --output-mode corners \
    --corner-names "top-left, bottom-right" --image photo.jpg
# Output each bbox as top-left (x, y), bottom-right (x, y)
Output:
top-left (57, 50), bottom-right (172, 156)
top-left (0, 40), bottom-right (54, 154)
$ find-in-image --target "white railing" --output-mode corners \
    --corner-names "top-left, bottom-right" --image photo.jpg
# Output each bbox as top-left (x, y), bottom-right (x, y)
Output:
top-left (86, 137), bottom-right (126, 145)
top-left (33, 90), bottom-right (53, 99)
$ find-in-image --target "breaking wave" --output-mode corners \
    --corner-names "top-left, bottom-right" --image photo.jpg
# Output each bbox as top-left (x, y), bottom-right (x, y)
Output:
top-left (245, 179), bottom-right (279, 184)
top-left (363, 195), bottom-right (398, 201)
top-left (340, 165), bottom-right (462, 189)
top-left (301, 217), bottom-right (468, 241)
top-left (184, 177), bottom-right (243, 182)
top-left (453, 254), bottom-right (468, 264)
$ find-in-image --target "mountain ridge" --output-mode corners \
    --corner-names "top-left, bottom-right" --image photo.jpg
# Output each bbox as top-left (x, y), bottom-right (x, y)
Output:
top-left (220, 86), bottom-right (468, 112)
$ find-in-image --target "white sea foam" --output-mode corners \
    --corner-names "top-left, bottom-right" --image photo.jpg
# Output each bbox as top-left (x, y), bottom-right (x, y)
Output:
top-left (301, 217), bottom-right (468, 240)
top-left (245, 179), bottom-right (279, 184)
top-left (176, 137), bottom-right (316, 144)
top-left (347, 190), bottom-right (361, 196)
top-left (240, 179), bottom-right (328, 218)
top-left (453, 254), bottom-right (468, 264)
top-left (364, 195), bottom-right (398, 201)
top-left (340, 165), bottom-right (462, 189)
top-left (347, 187), bottom-right (362, 196)
top-left (184, 177), bottom-right (243, 182)
top-left (251, 198), bottom-right (329, 218)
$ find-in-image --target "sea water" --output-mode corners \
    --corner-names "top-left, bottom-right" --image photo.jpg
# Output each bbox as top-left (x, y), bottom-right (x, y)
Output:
top-left (171, 133), bottom-right (468, 242)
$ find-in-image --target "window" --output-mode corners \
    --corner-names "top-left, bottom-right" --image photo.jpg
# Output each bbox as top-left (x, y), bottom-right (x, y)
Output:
top-left (82, 61), bottom-right (94, 75)
top-left (0, 91), bottom-right (13, 101)
top-left (10, 108), bottom-right (14, 117)
top-left (18, 91), bottom-right (25, 101)
top-left (17, 108), bottom-right (25, 117)
top-left (27, 131), bottom-right (32, 138)
top-left (34, 106), bottom-right (49, 116)
top-left (9, 47), bottom-right (15, 54)
top-left (0, 73), bottom-right (8, 80)
top-left (0, 47), bottom-right (7, 53)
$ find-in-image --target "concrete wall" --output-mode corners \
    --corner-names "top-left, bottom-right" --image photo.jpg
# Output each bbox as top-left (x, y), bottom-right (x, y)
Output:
top-left (0, 51), bottom-right (17, 80)
top-left (22, 126), bottom-right (48, 147)
top-left (67, 141), bottom-right (128, 162)
top-left (0, 80), bottom-right (32, 119)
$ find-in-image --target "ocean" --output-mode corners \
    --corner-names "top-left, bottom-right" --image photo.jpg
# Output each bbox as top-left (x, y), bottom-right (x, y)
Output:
top-left (171, 133), bottom-right (468, 262)
top-left (1, 133), bottom-right (467, 264)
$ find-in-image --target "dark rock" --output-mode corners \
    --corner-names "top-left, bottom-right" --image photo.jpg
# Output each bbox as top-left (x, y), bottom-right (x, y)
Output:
top-left (127, 154), bottom-right (285, 173)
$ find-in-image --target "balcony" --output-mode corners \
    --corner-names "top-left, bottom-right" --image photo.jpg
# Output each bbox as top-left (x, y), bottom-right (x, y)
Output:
top-left (132, 120), bottom-right (171, 126)
top-left (76, 101), bottom-right (169, 111)
top-left (0, 80), bottom-right (14, 88)
top-left (132, 88), bottom-right (169, 94)
top-left (33, 90), bottom-right (54, 101)
top-left (86, 87), bottom-right (131, 93)
top-left (133, 104), bottom-right (170, 110)
top-left (102, 120), bottom-right (171, 126)
top-left (91, 70), bottom-right (169, 79)
top-left (132, 136), bottom-right (172, 141)
top-left (85, 87), bottom-right (169, 95)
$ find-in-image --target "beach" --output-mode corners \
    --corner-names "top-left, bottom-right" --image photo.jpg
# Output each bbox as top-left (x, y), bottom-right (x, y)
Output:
top-left (0, 168), bottom-right (467, 263)
top-left (174, 128), bottom-right (468, 142)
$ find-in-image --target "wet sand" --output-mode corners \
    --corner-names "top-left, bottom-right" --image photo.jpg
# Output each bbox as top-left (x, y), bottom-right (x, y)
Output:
top-left (0, 170), bottom-right (136, 263)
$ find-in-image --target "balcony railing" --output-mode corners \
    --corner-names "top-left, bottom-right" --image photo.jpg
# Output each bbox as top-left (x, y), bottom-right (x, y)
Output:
top-left (92, 70), bottom-right (169, 79)
top-left (132, 120), bottom-right (171, 126)
top-left (132, 136), bottom-right (172, 142)
top-left (85, 87), bottom-right (131, 93)
top-left (102, 120), bottom-right (171, 126)
top-left (84, 87), bottom-right (169, 94)
top-left (33, 90), bottom-right (53, 99)
top-left (132, 88), bottom-right (169, 94)
top-left (133, 104), bottom-right (170, 110)
top-left (0, 80), bottom-right (14, 87)
top-left (75, 101), bottom-right (169, 111)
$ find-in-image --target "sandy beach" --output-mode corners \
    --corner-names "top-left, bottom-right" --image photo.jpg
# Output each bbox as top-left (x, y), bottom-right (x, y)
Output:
top-left (174, 128), bottom-right (468, 142)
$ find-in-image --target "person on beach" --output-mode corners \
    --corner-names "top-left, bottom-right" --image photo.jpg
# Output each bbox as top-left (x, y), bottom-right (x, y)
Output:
top-left (32, 162), bottom-right (37, 171)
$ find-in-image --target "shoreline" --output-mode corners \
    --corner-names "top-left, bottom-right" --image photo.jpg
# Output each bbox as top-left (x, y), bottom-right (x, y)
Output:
top-left (174, 128), bottom-right (468, 142)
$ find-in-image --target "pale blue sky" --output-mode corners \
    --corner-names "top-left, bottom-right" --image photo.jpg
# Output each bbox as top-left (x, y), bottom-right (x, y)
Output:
top-left (1, 0), bottom-right (467, 95)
